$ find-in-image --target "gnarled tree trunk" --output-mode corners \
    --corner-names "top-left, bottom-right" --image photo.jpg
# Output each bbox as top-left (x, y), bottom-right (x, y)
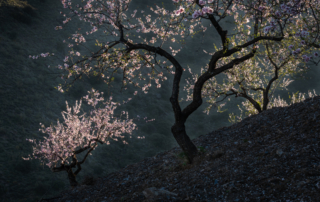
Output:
top-left (171, 123), bottom-right (198, 164)
top-left (66, 167), bottom-right (79, 188)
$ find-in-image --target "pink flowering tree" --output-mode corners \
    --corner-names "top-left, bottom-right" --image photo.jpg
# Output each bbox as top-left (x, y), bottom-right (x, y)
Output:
top-left (22, 89), bottom-right (150, 187)
top-left (28, 0), bottom-right (320, 165)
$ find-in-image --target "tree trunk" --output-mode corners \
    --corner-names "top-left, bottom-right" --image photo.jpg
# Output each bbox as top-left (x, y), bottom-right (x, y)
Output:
top-left (66, 167), bottom-right (79, 188)
top-left (171, 123), bottom-right (198, 164)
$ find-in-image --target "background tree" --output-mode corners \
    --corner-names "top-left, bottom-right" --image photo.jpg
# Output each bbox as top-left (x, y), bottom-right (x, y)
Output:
top-left (184, 35), bottom-right (319, 124)
top-left (29, 0), bottom-right (320, 164)
top-left (183, 0), bottom-right (320, 122)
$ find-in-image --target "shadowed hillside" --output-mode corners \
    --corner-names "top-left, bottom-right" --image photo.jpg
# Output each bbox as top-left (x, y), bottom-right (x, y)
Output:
top-left (43, 95), bottom-right (320, 202)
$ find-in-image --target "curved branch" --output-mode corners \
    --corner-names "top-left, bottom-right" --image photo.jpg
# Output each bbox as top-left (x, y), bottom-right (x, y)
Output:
top-left (182, 48), bottom-right (257, 120)
top-left (224, 36), bottom-right (284, 58)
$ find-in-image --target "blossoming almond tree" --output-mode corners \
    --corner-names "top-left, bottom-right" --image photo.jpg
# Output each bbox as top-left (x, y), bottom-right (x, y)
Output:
top-left (28, 0), bottom-right (320, 165)
top-left (183, 1), bottom-right (320, 123)
top-left (184, 34), bottom-right (319, 124)
top-left (22, 88), bottom-right (151, 187)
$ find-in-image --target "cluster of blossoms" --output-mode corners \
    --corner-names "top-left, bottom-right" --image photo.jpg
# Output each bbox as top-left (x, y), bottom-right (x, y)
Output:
top-left (298, 30), bottom-right (310, 38)
top-left (279, 2), bottom-right (301, 15)
top-left (263, 1), bottom-right (303, 35)
top-left (172, 0), bottom-right (213, 4)
top-left (260, 2), bottom-right (316, 63)
top-left (302, 54), bottom-right (312, 62)
top-left (190, 6), bottom-right (214, 18)
top-left (263, 18), bottom-right (277, 34)
top-left (287, 29), bottom-right (319, 62)
top-left (173, 0), bottom-right (214, 17)
top-left (29, 52), bottom-right (52, 60)
top-left (184, 0), bottom-right (317, 64)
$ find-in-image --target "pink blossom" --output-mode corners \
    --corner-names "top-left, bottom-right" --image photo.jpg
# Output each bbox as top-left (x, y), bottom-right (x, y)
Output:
top-left (280, 4), bottom-right (287, 11)
top-left (202, 7), bottom-right (209, 13)
top-left (286, 7), bottom-right (292, 14)
top-left (199, 0), bottom-right (206, 5)
top-left (263, 26), bottom-right (272, 34)
top-left (275, 10), bottom-right (281, 18)
top-left (300, 30), bottom-right (309, 37)
top-left (302, 55), bottom-right (311, 62)
top-left (270, 22), bottom-right (277, 28)
top-left (202, 6), bottom-right (213, 14)
top-left (292, 48), bottom-right (301, 55)
top-left (175, 6), bottom-right (185, 16)
top-left (178, 7), bottom-right (185, 13)
top-left (192, 10), bottom-right (202, 19)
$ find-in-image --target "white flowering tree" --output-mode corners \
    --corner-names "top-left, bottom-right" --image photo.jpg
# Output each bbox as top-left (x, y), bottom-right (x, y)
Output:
top-left (183, 29), bottom-right (319, 123)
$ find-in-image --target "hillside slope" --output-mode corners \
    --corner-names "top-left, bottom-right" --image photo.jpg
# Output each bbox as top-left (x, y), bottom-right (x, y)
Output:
top-left (41, 96), bottom-right (320, 202)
